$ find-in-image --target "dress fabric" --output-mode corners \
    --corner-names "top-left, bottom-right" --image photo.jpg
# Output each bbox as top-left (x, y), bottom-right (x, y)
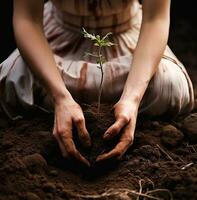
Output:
top-left (0, 0), bottom-right (195, 119)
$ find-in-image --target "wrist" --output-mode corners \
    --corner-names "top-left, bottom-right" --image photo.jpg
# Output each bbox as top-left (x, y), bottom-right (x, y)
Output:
top-left (117, 98), bottom-right (140, 114)
top-left (120, 92), bottom-right (141, 108)
top-left (52, 88), bottom-right (73, 104)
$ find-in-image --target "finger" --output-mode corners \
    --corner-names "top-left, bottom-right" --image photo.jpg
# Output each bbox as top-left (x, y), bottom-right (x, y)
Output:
top-left (53, 118), bottom-right (68, 158)
top-left (54, 112), bottom-right (90, 166)
top-left (96, 140), bottom-right (130, 162)
top-left (74, 117), bottom-right (91, 148)
top-left (53, 132), bottom-right (68, 158)
top-left (103, 116), bottom-right (129, 140)
top-left (61, 134), bottom-right (90, 167)
top-left (69, 143), bottom-right (90, 167)
top-left (96, 148), bottom-right (120, 162)
top-left (97, 124), bottom-right (134, 162)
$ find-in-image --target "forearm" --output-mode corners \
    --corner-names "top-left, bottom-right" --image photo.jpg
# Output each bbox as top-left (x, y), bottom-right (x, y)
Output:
top-left (120, 18), bottom-right (169, 106)
top-left (13, 19), bottom-right (71, 102)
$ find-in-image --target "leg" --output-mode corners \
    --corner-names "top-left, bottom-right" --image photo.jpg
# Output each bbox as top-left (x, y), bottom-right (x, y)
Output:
top-left (139, 57), bottom-right (194, 117)
top-left (0, 49), bottom-right (54, 119)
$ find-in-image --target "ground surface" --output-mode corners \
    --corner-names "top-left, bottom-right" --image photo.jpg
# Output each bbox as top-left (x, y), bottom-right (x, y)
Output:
top-left (0, 8), bottom-right (197, 200)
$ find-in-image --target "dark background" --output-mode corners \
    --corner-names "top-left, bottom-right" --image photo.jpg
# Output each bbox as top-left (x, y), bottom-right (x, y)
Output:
top-left (0, 0), bottom-right (197, 75)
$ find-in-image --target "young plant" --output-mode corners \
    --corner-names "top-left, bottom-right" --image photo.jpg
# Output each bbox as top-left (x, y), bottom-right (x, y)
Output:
top-left (82, 28), bottom-right (115, 113)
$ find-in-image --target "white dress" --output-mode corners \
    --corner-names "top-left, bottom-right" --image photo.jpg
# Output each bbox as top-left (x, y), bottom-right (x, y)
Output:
top-left (0, 0), bottom-right (194, 119)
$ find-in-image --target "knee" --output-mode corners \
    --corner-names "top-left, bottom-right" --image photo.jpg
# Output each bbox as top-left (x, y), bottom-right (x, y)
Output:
top-left (140, 61), bottom-right (193, 117)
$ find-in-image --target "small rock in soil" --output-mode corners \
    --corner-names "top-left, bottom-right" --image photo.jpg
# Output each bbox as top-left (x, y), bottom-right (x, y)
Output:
top-left (42, 182), bottom-right (56, 193)
top-left (37, 131), bottom-right (51, 137)
top-left (125, 159), bottom-right (140, 168)
top-left (60, 189), bottom-right (73, 199)
top-left (151, 121), bottom-right (161, 128)
top-left (56, 182), bottom-right (64, 191)
top-left (46, 193), bottom-right (53, 199)
top-left (22, 153), bottom-right (47, 173)
top-left (182, 113), bottom-right (197, 143)
top-left (116, 193), bottom-right (131, 200)
top-left (48, 169), bottom-right (58, 176)
top-left (161, 125), bottom-right (184, 148)
top-left (25, 192), bottom-right (41, 200)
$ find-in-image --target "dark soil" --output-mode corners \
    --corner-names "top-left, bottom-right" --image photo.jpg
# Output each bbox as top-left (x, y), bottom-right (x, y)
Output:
top-left (76, 104), bottom-right (117, 166)
top-left (0, 7), bottom-right (197, 200)
top-left (0, 100), bottom-right (197, 200)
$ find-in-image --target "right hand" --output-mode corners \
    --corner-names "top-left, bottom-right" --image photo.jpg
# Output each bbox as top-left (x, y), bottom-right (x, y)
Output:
top-left (52, 95), bottom-right (91, 167)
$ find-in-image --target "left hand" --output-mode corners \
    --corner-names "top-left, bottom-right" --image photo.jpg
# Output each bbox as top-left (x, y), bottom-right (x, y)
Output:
top-left (96, 100), bottom-right (138, 162)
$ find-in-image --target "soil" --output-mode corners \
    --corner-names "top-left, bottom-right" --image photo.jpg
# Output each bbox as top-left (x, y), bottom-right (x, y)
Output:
top-left (0, 100), bottom-right (197, 200)
top-left (0, 8), bottom-right (197, 200)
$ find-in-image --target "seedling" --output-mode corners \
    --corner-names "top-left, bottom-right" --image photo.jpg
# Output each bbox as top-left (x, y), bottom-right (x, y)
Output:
top-left (82, 28), bottom-right (115, 113)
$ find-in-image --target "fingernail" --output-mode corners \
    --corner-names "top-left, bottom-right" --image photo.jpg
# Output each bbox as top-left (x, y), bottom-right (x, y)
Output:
top-left (103, 135), bottom-right (107, 140)
top-left (86, 140), bottom-right (91, 148)
top-left (86, 161), bottom-right (90, 168)
top-left (103, 133), bottom-right (110, 140)
top-left (96, 157), bottom-right (101, 162)
top-left (83, 159), bottom-right (90, 167)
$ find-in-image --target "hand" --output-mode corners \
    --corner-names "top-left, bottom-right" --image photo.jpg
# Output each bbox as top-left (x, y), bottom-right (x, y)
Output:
top-left (96, 100), bottom-right (138, 162)
top-left (52, 96), bottom-right (91, 167)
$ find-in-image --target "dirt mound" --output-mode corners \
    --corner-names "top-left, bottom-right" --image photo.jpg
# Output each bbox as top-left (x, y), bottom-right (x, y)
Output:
top-left (0, 103), bottom-right (197, 200)
top-left (161, 125), bottom-right (184, 148)
top-left (182, 113), bottom-right (197, 143)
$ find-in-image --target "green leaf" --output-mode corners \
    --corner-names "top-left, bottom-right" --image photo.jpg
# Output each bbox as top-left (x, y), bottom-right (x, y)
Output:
top-left (82, 27), bottom-right (115, 64)
top-left (81, 27), bottom-right (97, 41)
top-left (96, 35), bottom-right (101, 41)
top-left (104, 41), bottom-right (116, 47)
top-left (102, 32), bottom-right (113, 41)
top-left (84, 52), bottom-right (99, 58)
top-left (94, 43), bottom-right (100, 46)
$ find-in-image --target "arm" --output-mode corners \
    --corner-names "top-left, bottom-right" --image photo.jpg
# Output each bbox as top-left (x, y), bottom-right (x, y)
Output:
top-left (120, 0), bottom-right (170, 105)
top-left (97, 0), bottom-right (171, 162)
top-left (14, 0), bottom-right (91, 166)
top-left (13, 0), bottom-right (68, 101)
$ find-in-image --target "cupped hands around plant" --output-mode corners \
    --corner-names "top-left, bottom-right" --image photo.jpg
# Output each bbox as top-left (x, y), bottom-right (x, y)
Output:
top-left (53, 29), bottom-right (138, 166)
top-left (82, 28), bottom-right (138, 163)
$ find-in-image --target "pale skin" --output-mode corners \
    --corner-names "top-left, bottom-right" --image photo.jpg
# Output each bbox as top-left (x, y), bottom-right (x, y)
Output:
top-left (13, 0), bottom-right (171, 166)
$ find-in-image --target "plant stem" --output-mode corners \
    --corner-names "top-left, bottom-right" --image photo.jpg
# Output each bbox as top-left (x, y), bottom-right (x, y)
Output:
top-left (97, 47), bottom-right (104, 114)
top-left (82, 28), bottom-right (114, 113)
